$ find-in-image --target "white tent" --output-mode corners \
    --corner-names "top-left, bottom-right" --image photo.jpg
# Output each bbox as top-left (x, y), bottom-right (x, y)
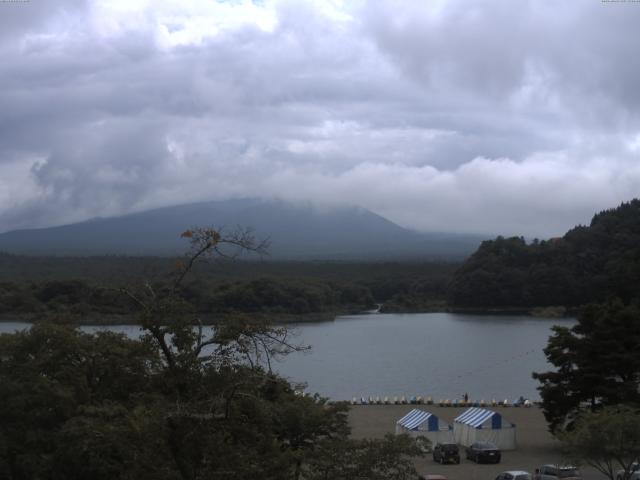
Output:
top-left (453, 407), bottom-right (516, 450)
top-left (395, 409), bottom-right (454, 444)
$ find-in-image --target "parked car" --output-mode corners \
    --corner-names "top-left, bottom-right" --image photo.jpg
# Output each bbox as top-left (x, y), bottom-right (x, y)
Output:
top-left (432, 443), bottom-right (460, 464)
top-left (419, 475), bottom-right (447, 480)
top-left (465, 442), bottom-right (501, 463)
top-left (534, 465), bottom-right (582, 480)
top-left (616, 463), bottom-right (640, 480)
top-left (496, 471), bottom-right (532, 480)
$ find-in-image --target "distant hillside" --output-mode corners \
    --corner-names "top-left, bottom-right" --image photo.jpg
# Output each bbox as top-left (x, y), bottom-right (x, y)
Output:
top-left (448, 199), bottom-right (640, 309)
top-left (0, 255), bottom-right (459, 321)
top-left (0, 199), bottom-right (483, 260)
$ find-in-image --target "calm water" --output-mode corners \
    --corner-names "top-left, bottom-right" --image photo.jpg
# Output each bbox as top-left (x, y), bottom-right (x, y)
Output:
top-left (0, 313), bottom-right (574, 401)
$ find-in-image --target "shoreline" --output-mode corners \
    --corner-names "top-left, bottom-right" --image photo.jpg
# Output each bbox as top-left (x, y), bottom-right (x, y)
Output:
top-left (0, 305), bottom-right (577, 326)
top-left (0, 310), bottom-right (344, 326)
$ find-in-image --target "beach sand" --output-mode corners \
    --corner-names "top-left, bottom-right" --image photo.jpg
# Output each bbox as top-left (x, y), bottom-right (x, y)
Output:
top-left (348, 405), bottom-right (602, 480)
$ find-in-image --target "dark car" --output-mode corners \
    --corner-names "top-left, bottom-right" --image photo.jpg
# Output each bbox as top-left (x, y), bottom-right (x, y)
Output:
top-left (465, 442), bottom-right (501, 464)
top-left (432, 443), bottom-right (460, 464)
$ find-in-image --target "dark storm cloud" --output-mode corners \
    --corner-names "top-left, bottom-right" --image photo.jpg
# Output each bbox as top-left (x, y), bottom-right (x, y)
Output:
top-left (0, 0), bottom-right (639, 237)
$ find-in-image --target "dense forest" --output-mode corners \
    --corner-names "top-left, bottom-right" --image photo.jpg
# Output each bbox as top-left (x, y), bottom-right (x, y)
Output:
top-left (0, 255), bottom-right (457, 322)
top-left (449, 199), bottom-right (640, 309)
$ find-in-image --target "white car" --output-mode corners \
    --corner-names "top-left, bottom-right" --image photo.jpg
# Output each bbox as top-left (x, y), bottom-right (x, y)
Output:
top-left (496, 471), bottom-right (532, 480)
top-left (616, 463), bottom-right (640, 480)
top-left (535, 465), bottom-right (582, 480)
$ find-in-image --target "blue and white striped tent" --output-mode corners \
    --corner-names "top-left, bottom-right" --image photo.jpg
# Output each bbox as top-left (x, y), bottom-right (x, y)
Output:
top-left (453, 407), bottom-right (516, 450)
top-left (395, 409), bottom-right (453, 443)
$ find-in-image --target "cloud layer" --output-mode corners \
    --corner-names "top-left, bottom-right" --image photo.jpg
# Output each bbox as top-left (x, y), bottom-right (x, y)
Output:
top-left (1, 0), bottom-right (639, 237)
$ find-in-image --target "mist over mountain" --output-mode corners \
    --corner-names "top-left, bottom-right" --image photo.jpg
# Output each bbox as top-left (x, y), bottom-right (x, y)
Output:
top-left (0, 199), bottom-right (484, 260)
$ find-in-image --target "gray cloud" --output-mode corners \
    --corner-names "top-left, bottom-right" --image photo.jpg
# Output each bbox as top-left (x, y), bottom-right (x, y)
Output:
top-left (0, 0), bottom-right (87, 41)
top-left (0, 0), bottom-right (639, 237)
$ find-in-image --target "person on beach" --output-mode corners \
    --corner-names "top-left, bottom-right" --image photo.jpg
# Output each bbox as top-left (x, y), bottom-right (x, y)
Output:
top-left (463, 392), bottom-right (469, 404)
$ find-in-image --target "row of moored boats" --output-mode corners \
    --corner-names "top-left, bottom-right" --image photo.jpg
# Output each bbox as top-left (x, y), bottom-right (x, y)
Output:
top-left (350, 396), bottom-right (533, 407)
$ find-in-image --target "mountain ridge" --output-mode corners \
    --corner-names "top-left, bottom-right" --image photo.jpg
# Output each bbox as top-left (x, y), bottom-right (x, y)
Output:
top-left (0, 199), bottom-right (484, 260)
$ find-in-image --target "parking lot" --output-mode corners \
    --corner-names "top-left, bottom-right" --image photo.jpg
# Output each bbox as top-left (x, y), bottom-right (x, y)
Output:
top-left (348, 405), bottom-right (603, 480)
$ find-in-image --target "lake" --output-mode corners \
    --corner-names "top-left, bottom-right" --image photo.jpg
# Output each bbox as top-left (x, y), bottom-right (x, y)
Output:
top-left (0, 312), bottom-right (574, 401)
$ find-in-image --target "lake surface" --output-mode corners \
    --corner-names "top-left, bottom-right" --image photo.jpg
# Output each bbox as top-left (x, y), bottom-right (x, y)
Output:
top-left (0, 313), bottom-right (574, 401)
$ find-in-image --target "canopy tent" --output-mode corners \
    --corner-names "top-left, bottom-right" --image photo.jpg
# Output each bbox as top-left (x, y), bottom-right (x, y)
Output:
top-left (453, 407), bottom-right (516, 450)
top-left (395, 409), bottom-right (454, 444)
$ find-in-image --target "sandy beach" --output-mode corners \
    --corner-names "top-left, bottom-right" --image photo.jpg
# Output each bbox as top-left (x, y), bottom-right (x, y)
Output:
top-left (348, 405), bottom-right (602, 480)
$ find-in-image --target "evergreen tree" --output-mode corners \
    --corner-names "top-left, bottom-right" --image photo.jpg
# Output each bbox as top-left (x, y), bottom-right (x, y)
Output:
top-left (533, 300), bottom-right (640, 432)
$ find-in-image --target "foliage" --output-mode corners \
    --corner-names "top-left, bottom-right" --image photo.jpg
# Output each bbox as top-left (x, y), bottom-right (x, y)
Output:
top-left (559, 405), bottom-right (640, 480)
top-left (0, 254), bottom-right (458, 290)
top-left (303, 434), bottom-right (424, 480)
top-left (0, 259), bottom-right (459, 320)
top-left (0, 277), bottom-right (376, 321)
top-left (0, 227), bottom-right (422, 479)
top-left (533, 300), bottom-right (640, 432)
top-left (449, 199), bottom-right (640, 308)
top-left (0, 323), bottom-right (162, 479)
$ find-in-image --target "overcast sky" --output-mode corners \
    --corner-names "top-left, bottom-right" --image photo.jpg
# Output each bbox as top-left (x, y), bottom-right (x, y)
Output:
top-left (1, 0), bottom-right (639, 237)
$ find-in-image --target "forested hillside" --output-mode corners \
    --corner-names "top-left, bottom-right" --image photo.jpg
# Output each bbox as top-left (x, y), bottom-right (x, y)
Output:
top-left (448, 199), bottom-right (640, 309)
top-left (0, 256), bottom-right (457, 321)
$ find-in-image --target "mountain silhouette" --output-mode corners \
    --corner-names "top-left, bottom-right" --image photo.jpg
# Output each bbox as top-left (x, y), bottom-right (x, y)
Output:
top-left (0, 199), bottom-right (483, 259)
